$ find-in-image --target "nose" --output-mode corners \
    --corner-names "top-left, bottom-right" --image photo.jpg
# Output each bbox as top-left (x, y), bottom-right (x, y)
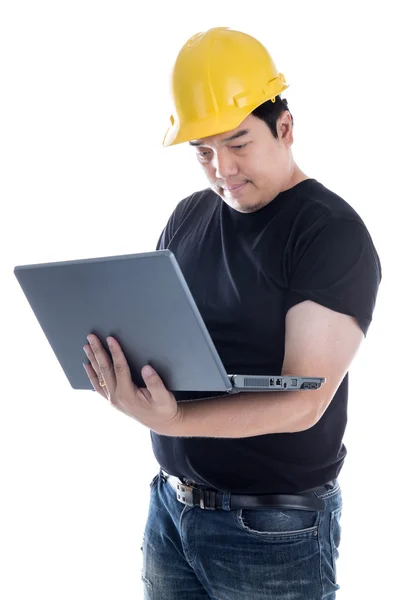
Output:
top-left (212, 150), bottom-right (239, 180)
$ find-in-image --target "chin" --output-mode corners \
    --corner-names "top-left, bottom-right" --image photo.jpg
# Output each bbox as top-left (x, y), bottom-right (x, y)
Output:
top-left (232, 193), bottom-right (265, 213)
top-left (235, 203), bottom-right (261, 214)
top-left (226, 199), bottom-right (258, 214)
top-left (214, 184), bottom-right (265, 213)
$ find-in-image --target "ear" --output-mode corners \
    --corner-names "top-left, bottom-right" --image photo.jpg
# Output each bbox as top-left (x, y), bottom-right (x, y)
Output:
top-left (277, 110), bottom-right (294, 147)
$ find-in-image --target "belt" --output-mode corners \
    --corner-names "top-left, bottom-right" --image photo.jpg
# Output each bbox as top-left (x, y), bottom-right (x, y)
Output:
top-left (161, 470), bottom-right (334, 511)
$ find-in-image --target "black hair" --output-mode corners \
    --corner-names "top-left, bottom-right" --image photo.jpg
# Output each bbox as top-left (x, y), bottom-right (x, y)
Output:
top-left (251, 96), bottom-right (293, 138)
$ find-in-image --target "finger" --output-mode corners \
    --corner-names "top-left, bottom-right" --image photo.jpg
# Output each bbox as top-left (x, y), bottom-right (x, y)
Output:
top-left (83, 343), bottom-right (100, 375)
top-left (87, 334), bottom-right (116, 389)
top-left (83, 344), bottom-right (109, 389)
top-left (83, 363), bottom-right (108, 399)
top-left (106, 337), bottom-right (135, 393)
top-left (142, 365), bottom-right (168, 398)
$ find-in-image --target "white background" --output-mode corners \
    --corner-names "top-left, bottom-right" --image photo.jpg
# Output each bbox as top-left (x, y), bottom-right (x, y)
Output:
top-left (1, 1), bottom-right (398, 598)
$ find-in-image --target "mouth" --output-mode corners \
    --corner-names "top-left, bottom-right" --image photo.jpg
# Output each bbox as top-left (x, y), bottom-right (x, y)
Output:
top-left (220, 182), bottom-right (249, 195)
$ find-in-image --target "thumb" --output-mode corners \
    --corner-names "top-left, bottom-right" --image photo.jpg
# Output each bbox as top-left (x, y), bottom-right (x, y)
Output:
top-left (142, 365), bottom-right (164, 390)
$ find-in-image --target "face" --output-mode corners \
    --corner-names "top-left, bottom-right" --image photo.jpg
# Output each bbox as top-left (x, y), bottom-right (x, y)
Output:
top-left (189, 112), bottom-right (296, 213)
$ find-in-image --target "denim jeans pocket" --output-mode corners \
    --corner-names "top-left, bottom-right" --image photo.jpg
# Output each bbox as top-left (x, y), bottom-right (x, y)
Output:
top-left (235, 506), bottom-right (320, 541)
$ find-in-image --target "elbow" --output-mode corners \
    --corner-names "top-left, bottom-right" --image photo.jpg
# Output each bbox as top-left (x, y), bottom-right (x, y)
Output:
top-left (292, 415), bottom-right (316, 433)
top-left (298, 393), bottom-right (333, 432)
top-left (295, 416), bottom-right (318, 432)
top-left (293, 392), bottom-right (329, 432)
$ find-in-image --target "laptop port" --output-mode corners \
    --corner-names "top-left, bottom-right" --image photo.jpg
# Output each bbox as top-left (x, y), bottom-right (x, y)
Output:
top-left (276, 378), bottom-right (282, 386)
top-left (269, 378), bottom-right (274, 386)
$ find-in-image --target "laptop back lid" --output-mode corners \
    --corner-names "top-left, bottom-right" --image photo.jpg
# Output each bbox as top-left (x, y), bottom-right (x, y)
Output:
top-left (14, 251), bottom-right (233, 393)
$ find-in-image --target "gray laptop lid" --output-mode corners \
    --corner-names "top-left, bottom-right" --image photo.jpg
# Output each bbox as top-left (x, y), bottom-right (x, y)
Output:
top-left (14, 251), bottom-right (234, 392)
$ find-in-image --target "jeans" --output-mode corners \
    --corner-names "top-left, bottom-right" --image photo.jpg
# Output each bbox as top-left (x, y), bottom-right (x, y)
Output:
top-left (141, 471), bottom-right (342, 599)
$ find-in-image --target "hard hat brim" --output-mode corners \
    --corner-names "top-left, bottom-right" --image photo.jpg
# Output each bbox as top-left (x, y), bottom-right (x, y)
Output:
top-left (163, 84), bottom-right (289, 147)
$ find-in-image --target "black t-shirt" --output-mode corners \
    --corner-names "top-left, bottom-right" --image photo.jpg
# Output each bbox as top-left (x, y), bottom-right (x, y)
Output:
top-left (150, 179), bottom-right (382, 494)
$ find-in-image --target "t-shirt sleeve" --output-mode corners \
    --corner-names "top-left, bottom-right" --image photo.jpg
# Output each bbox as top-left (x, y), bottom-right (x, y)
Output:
top-left (286, 218), bottom-right (382, 336)
top-left (156, 209), bottom-right (177, 250)
top-left (156, 224), bottom-right (170, 251)
top-left (155, 195), bottom-right (195, 251)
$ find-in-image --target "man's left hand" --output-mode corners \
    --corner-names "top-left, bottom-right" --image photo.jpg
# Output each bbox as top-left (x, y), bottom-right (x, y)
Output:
top-left (83, 334), bottom-right (182, 436)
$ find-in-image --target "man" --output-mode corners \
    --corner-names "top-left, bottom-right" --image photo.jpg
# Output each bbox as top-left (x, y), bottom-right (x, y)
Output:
top-left (83, 28), bottom-right (381, 599)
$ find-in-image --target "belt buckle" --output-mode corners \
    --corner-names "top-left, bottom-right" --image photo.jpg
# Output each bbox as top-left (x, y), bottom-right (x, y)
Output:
top-left (176, 483), bottom-right (194, 507)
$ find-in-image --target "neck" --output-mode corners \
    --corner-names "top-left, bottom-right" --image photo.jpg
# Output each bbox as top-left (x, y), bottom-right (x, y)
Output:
top-left (284, 163), bottom-right (310, 191)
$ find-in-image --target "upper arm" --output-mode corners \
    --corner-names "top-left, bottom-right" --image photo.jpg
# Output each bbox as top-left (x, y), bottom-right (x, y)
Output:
top-left (281, 217), bottom-right (381, 429)
top-left (282, 300), bottom-right (364, 427)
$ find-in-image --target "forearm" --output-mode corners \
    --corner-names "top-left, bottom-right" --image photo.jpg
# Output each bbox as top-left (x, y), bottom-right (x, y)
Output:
top-left (171, 389), bottom-right (318, 438)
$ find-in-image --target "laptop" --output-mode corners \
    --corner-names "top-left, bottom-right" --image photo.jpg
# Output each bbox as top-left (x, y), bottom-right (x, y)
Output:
top-left (14, 250), bottom-right (325, 395)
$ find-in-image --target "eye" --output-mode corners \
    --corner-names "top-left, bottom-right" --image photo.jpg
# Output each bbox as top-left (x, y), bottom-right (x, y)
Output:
top-left (196, 149), bottom-right (213, 161)
top-left (231, 143), bottom-right (247, 150)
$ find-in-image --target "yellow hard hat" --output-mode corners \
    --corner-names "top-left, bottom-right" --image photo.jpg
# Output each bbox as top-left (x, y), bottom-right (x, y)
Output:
top-left (163, 27), bottom-right (288, 147)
